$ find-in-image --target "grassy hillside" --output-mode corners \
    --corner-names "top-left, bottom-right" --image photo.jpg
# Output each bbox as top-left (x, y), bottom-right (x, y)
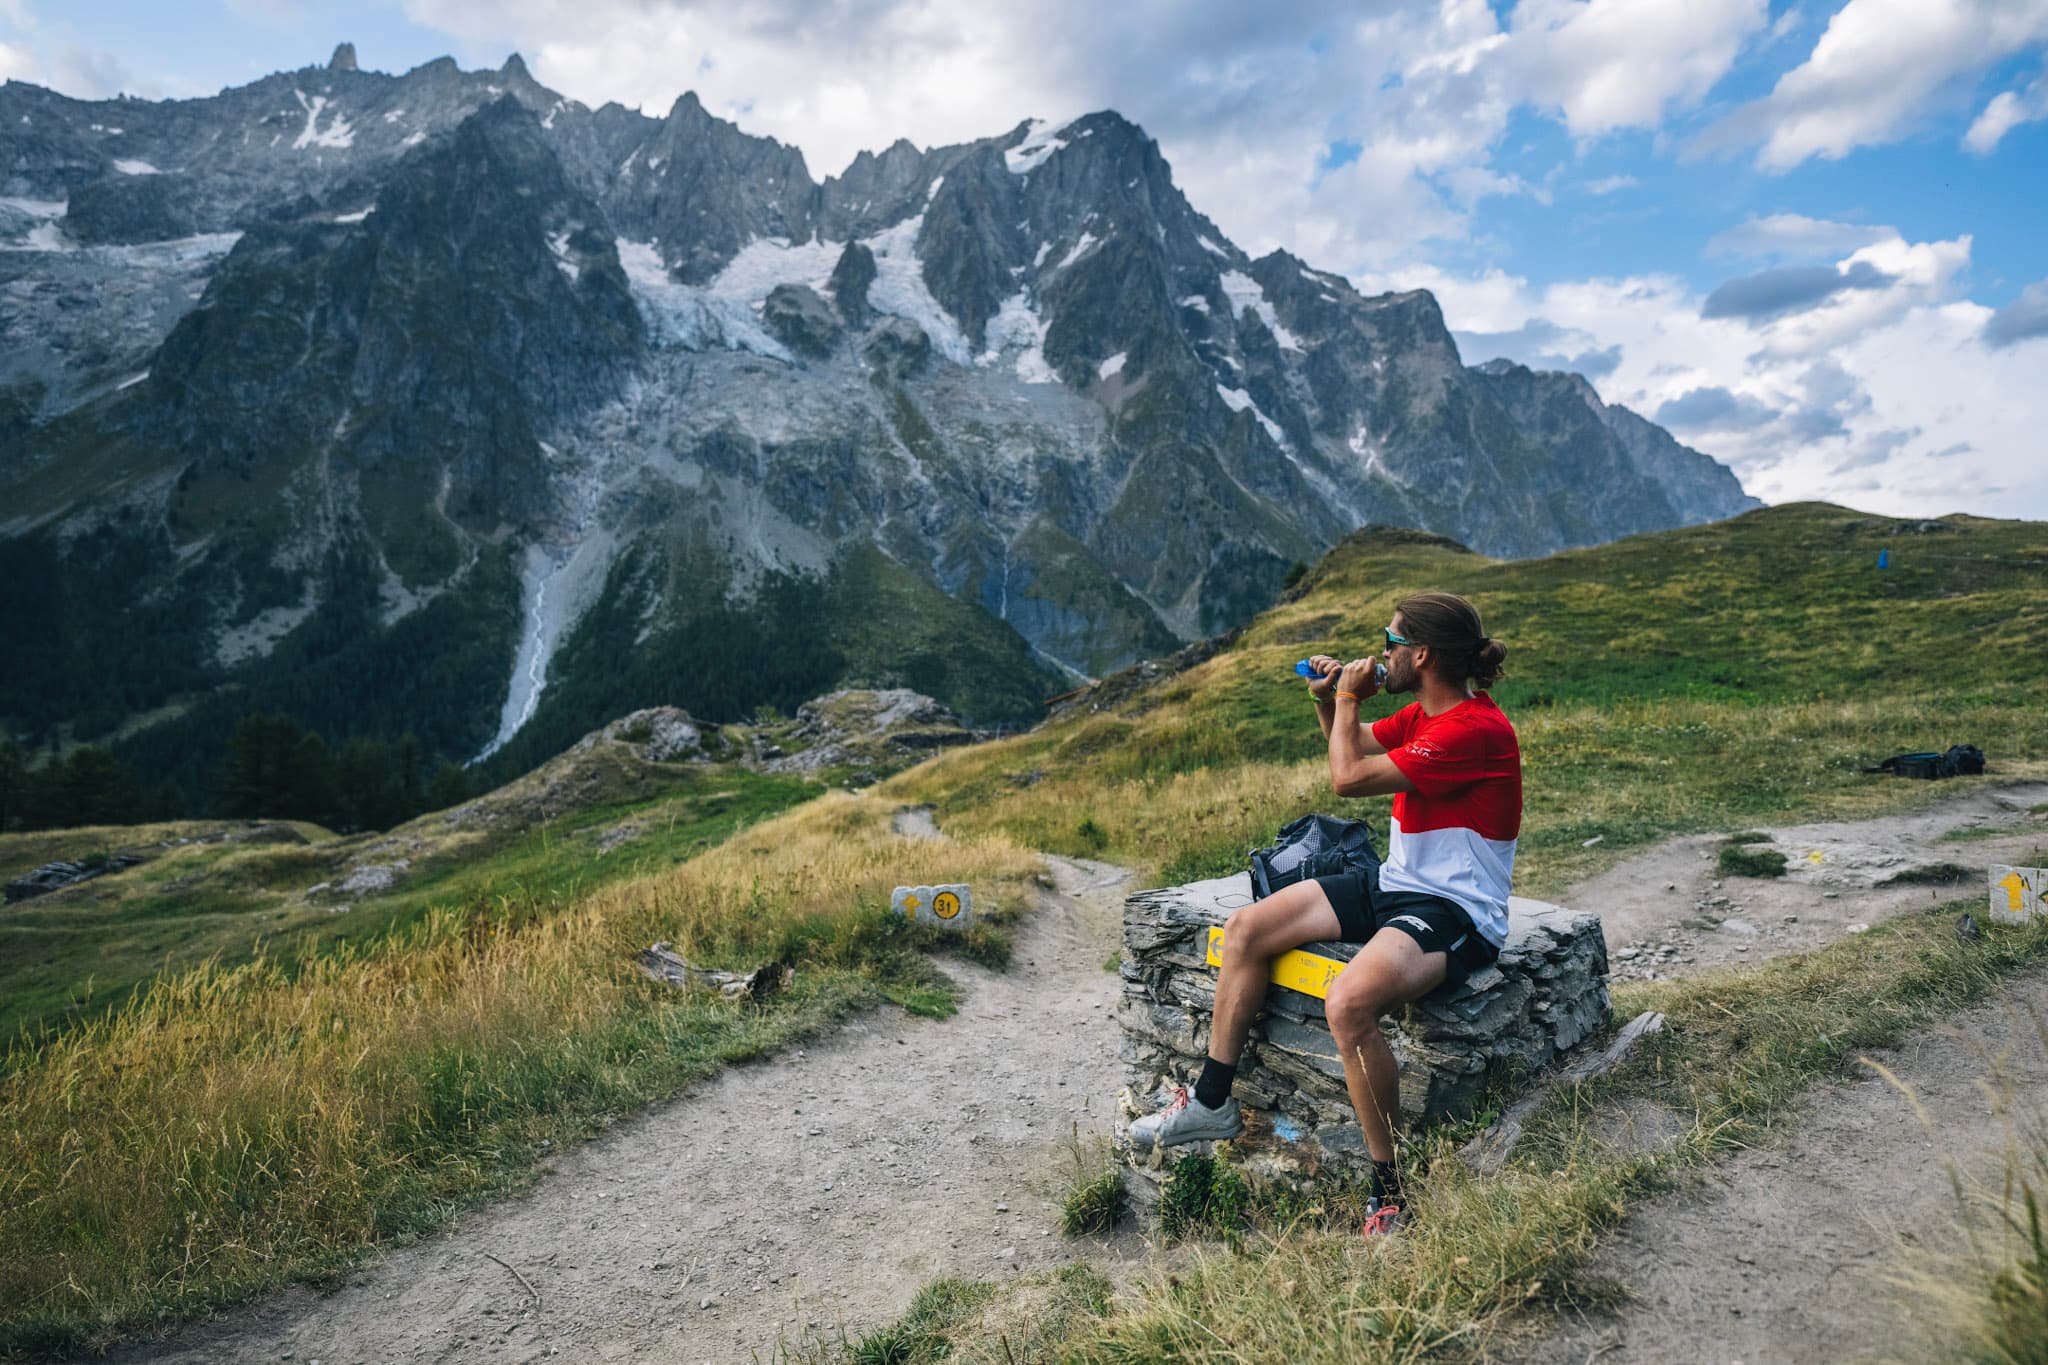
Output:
top-left (886, 503), bottom-right (2048, 894)
top-left (0, 764), bottom-right (813, 1044)
top-left (3, 501), bottom-right (2043, 1357)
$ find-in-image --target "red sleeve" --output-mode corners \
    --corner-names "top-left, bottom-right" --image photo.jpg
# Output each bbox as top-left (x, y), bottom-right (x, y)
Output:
top-left (1370, 703), bottom-right (1417, 753)
top-left (1382, 712), bottom-right (1500, 797)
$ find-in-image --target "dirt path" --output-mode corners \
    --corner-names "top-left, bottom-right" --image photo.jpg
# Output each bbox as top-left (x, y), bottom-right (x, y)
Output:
top-left (1568, 782), bottom-right (2047, 984)
top-left (112, 825), bottom-right (1144, 1365)
top-left (1512, 971), bottom-right (2048, 1365)
top-left (101, 784), bottom-right (2048, 1365)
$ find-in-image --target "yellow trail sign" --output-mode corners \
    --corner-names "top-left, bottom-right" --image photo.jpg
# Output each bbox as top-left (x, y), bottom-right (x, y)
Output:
top-left (1990, 865), bottom-right (2047, 924)
top-left (1206, 926), bottom-right (1350, 1001)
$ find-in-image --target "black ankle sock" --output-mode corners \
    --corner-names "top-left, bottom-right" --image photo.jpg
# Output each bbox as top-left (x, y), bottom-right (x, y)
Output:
top-left (1193, 1056), bottom-right (1236, 1110)
top-left (1371, 1159), bottom-right (1402, 1204)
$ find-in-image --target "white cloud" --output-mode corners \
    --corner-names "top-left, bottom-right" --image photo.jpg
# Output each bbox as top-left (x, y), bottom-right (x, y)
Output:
top-left (1983, 280), bottom-right (2048, 348)
top-left (41, 43), bottom-right (152, 99)
top-left (1964, 60), bottom-right (2048, 153)
top-left (1500, 0), bottom-right (1767, 137)
top-left (0, 38), bottom-right (37, 83)
top-left (1705, 212), bottom-right (1891, 260)
top-left (1374, 231), bottom-right (2048, 519)
top-left (395, 0), bottom-right (1764, 273)
top-left (1701, 0), bottom-right (2048, 171)
top-left (1584, 173), bottom-right (1637, 194)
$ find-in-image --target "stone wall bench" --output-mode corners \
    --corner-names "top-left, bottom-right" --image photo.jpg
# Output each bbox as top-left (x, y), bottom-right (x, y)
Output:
top-left (1114, 871), bottom-right (1611, 1200)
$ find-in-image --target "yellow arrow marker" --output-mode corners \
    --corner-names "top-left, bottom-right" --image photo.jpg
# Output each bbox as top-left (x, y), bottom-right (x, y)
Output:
top-left (1808, 850), bottom-right (1825, 864)
top-left (902, 895), bottom-right (921, 919)
top-left (1999, 873), bottom-right (2028, 914)
top-left (1207, 927), bottom-right (1349, 1001)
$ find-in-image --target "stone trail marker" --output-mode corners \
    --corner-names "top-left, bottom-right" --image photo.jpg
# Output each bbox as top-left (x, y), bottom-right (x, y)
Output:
top-left (1989, 865), bottom-right (2048, 924)
top-left (892, 883), bottom-right (972, 929)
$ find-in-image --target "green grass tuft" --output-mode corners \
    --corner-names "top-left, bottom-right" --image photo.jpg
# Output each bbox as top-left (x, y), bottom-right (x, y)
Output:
top-left (1882, 861), bottom-right (1981, 886)
top-left (1157, 1152), bottom-right (1253, 1241)
top-left (1717, 844), bottom-right (1789, 878)
top-left (847, 1278), bottom-right (1000, 1365)
top-left (1058, 1130), bottom-right (1128, 1237)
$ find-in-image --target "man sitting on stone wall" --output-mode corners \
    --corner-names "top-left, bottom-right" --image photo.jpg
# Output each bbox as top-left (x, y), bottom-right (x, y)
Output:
top-left (1127, 591), bottom-right (1521, 1235)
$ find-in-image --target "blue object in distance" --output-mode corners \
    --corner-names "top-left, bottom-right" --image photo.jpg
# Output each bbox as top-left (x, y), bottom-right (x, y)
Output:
top-left (1878, 548), bottom-right (1889, 569)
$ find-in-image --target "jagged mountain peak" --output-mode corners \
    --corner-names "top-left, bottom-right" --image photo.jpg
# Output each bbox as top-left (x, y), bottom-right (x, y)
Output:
top-left (329, 42), bottom-right (358, 72)
top-left (0, 53), bottom-right (1758, 795)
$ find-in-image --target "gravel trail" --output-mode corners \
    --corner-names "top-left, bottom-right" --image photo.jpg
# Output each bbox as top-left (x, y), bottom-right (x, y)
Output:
top-left (110, 829), bottom-right (1142, 1365)
top-left (103, 784), bottom-right (2048, 1364)
top-left (1512, 972), bottom-right (2048, 1364)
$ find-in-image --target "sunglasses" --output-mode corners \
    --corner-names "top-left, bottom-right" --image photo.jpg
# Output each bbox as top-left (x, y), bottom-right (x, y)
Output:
top-left (1384, 627), bottom-right (1419, 649)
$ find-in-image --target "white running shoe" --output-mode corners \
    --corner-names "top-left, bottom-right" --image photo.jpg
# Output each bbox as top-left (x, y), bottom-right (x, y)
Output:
top-left (1129, 1085), bottom-right (1243, 1149)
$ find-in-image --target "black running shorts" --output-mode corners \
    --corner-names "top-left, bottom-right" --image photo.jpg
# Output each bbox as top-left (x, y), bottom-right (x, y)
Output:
top-left (1313, 869), bottom-right (1500, 988)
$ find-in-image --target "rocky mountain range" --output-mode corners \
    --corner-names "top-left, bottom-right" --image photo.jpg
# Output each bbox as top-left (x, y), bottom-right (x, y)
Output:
top-left (0, 44), bottom-right (1754, 796)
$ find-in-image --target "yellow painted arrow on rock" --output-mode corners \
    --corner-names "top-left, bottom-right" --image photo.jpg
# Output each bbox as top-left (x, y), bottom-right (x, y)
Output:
top-left (1207, 927), bottom-right (1349, 1001)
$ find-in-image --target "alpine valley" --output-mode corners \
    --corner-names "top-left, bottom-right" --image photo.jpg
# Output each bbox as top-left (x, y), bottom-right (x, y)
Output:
top-left (0, 44), bottom-right (1754, 798)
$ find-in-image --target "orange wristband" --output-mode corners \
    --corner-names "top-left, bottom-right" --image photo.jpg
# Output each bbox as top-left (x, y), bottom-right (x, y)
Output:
top-left (1335, 690), bottom-right (1362, 703)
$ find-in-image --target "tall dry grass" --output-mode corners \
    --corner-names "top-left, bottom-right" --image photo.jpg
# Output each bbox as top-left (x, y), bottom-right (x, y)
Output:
top-left (0, 792), bottom-right (1042, 1354)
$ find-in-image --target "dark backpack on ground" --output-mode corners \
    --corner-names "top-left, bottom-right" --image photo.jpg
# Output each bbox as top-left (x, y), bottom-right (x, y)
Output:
top-left (1249, 813), bottom-right (1379, 900)
top-left (1866, 744), bottom-right (1986, 779)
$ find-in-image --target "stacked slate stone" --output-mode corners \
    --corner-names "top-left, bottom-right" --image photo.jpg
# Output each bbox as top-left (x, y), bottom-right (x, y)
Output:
top-left (1115, 871), bottom-right (1610, 1199)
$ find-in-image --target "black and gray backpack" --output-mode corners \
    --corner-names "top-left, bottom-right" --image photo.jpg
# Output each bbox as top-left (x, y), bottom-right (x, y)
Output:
top-left (1865, 745), bottom-right (1986, 780)
top-left (1249, 813), bottom-right (1379, 900)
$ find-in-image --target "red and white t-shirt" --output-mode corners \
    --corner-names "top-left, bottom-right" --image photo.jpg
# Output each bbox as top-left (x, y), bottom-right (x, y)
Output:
top-left (1370, 694), bottom-right (1522, 947)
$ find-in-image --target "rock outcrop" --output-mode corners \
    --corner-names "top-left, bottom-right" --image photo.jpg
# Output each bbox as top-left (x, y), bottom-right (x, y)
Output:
top-left (1114, 871), bottom-right (1611, 1195)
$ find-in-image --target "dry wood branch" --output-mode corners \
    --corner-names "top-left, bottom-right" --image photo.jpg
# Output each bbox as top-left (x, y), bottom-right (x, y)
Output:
top-left (1460, 1009), bottom-right (1666, 1175)
top-left (483, 1250), bottom-right (540, 1312)
top-left (636, 942), bottom-right (788, 1002)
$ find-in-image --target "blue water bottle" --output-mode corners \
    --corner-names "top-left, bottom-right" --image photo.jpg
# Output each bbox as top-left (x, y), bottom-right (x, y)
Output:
top-left (1296, 658), bottom-right (1387, 689)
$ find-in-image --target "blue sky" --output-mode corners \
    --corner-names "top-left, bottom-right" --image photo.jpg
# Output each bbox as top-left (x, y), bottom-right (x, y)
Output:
top-left (4, 0), bottom-right (2046, 519)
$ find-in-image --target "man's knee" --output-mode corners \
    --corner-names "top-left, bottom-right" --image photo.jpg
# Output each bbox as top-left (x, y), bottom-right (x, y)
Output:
top-left (1220, 904), bottom-right (1269, 965)
top-left (1222, 887), bottom-right (1320, 962)
top-left (1326, 970), bottom-right (1393, 1048)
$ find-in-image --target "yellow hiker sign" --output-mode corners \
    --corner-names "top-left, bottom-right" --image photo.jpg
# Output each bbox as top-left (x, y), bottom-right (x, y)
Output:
top-left (891, 883), bottom-right (973, 930)
top-left (1989, 865), bottom-right (2048, 925)
top-left (1207, 926), bottom-right (1348, 1001)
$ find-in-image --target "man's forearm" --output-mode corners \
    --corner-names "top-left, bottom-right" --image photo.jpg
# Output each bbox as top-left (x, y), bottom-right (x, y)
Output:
top-left (1313, 696), bottom-right (1335, 740)
top-left (1328, 697), bottom-right (1371, 787)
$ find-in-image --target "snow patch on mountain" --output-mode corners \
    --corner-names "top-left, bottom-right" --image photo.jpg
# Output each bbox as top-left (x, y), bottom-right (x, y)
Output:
top-left (1005, 118), bottom-right (1069, 174)
top-left (291, 90), bottom-right (355, 150)
top-left (1216, 384), bottom-right (1287, 446)
top-left (546, 230), bottom-right (579, 281)
top-left (1349, 422), bottom-right (1401, 483)
top-left (112, 159), bottom-right (161, 176)
top-left (979, 291), bottom-right (1054, 384)
top-left (862, 215), bottom-right (972, 364)
top-left (710, 234), bottom-right (840, 303)
top-left (1220, 270), bottom-right (1302, 350)
top-left (1098, 352), bottom-right (1126, 379)
top-left (1058, 232), bottom-right (1097, 270)
top-left (617, 239), bottom-right (796, 362)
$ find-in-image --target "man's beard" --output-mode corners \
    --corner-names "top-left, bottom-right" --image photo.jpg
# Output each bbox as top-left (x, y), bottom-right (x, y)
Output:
top-left (1386, 658), bottom-right (1417, 693)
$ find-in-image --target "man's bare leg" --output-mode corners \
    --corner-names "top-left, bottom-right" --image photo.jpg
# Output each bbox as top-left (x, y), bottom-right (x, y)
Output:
top-left (1210, 881), bottom-right (1346, 1064)
top-left (1131, 881), bottom-right (1347, 1147)
top-left (1325, 930), bottom-right (1448, 1164)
